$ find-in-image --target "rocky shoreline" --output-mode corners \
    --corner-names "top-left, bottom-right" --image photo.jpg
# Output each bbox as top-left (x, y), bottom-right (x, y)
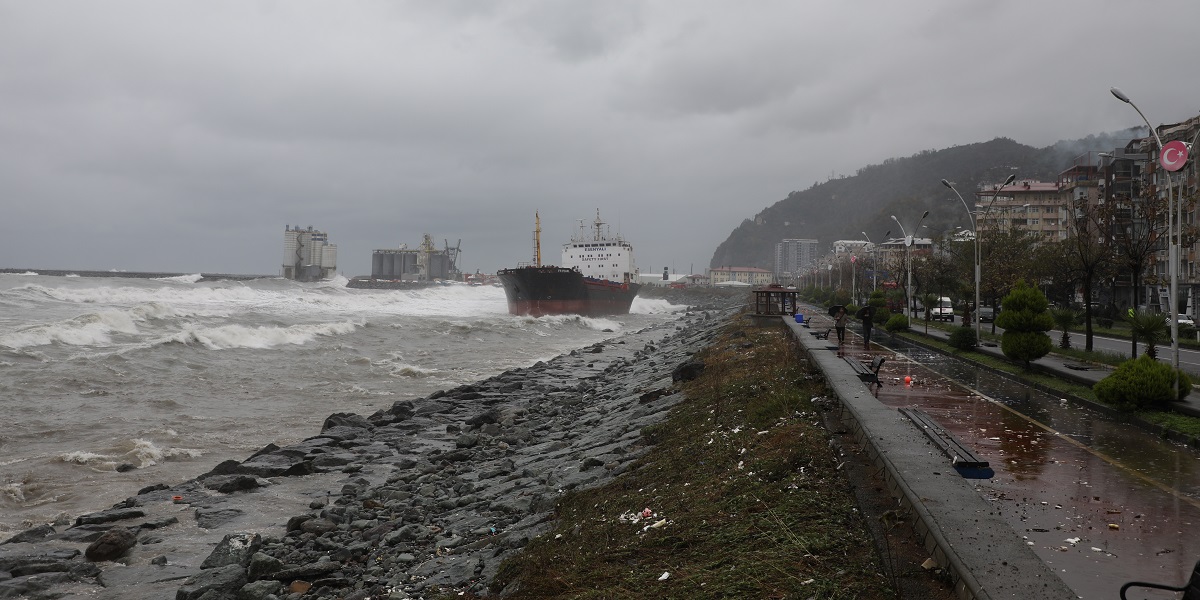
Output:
top-left (1, 305), bottom-right (736, 600)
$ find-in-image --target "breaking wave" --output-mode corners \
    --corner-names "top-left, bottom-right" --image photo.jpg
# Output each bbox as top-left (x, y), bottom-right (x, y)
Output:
top-left (160, 320), bottom-right (362, 350)
top-left (1, 310), bottom-right (141, 349)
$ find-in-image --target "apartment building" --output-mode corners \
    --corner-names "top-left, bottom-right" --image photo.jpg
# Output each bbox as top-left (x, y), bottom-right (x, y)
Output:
top-left (974, 180), bottom-right (1069, 242)
top-left (774, 239), bottom-right (820, 282)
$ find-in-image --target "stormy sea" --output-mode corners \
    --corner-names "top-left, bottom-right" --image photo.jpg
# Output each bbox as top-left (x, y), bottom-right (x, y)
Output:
top-left (0, 272), bottom-right (685, 536)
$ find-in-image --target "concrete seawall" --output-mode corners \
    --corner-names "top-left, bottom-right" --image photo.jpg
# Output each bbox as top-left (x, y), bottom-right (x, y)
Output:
top-left (783, 316), bottom-right (1076, 600)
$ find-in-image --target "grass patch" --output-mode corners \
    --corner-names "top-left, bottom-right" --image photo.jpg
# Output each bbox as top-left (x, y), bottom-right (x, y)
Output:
top-left (1135, 410), bottom-right (1200, 440)
top-left (485, 321), bottom-right (896, 599)
top-left (895, 330), bottom-right (1099, 402)
top-left (1051, 345), bottom-right (1127, 367)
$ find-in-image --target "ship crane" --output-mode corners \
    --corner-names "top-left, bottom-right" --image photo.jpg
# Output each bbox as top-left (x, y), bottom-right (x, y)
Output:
top-left (419, 234), bottom-right (436, 281)
top-left (444, 238), bottom-right (462, 279)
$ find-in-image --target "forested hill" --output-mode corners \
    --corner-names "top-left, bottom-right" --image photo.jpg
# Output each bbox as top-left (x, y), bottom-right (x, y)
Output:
top-left (709, 131), bottom-right (1139, 270)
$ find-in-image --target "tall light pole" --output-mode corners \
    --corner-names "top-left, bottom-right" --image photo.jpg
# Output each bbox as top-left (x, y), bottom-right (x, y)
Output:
top-left (943, 174), bottom-right (1017, 341)
top-left (850, 249), bottom-right (857, 305)
top-left (1112, 87), bottom-right (1180, 370)
top-left (862, 229), bottom-right (891, 293)
top-left (891, 210), bottom-right (930, 317)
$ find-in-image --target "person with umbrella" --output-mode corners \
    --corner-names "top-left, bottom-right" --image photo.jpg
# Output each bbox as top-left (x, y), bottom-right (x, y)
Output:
top-left (831, 305), bottom-right (849, 344)
top-left (856, 306), bottom-right (875, 349)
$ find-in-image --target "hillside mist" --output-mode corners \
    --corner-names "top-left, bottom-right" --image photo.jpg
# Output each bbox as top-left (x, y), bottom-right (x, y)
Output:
top-left (709, 130), bottom-right (1141, 269)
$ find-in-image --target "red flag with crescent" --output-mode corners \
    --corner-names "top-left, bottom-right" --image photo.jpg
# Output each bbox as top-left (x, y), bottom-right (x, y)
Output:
top-left (1162, 140), bottom-right (1188, 172)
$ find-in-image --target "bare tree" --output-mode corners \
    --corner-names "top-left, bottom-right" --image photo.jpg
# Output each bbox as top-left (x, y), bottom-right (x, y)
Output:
top-left (1056, 200), bottom-right (1117, 351)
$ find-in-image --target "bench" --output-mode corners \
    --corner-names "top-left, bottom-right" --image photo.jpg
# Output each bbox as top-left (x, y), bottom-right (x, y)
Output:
top-left (844, 355), bottom-right (885, 386)
top-left (1063, 362), bottom-right (1092, 371)
top-left (898, 408), bottom-right (990, 472)
top-left (1121, 558), bottom-right (1200, 599)
top-left (812, 328), bottom-right (831, 340)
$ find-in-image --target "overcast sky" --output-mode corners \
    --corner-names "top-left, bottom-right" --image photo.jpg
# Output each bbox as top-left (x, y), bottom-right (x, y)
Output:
top-left (3, 1), bottom-right (1199, 277)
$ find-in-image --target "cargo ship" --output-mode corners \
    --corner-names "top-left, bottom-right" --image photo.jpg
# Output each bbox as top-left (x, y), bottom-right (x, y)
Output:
top-left (497, 211), bottom-right (641, 316)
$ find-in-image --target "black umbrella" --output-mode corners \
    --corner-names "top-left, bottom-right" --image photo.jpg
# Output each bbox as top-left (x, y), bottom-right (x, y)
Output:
top-left (828, 305), bottom-right (846, 317)
top-left (856, 306), bottom-right (875, 320)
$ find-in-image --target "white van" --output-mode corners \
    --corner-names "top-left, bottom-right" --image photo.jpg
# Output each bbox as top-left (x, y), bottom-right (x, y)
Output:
top-left (932, 297), bottom-right (955, 321)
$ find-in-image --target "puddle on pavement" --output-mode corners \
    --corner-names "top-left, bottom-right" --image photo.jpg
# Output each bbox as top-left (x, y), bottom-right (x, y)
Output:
top-left (836, 339), bottom-right (1200, 599)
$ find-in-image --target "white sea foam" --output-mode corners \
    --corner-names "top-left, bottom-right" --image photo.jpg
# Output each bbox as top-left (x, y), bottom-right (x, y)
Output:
top-left (389, 363), bottom-right (437, 378)
top-left (631, 297), bottom-right (684, 314)
top-left (164, 320), bottom-right (361, 349)
top-left (0, 310), bottom-right (142, 349)
top-left (519, 313), bottom-right (623, 332)
top-left (126, 439), bottom-right (203, 467)
top-left (15, 278), bottom-right (510, 324)
top-left (154, 273), bottom-right (204, 283)
top-left (58, 451), bottom-right (111, 466)
top-left (2, 482), bottom-right (28, 503)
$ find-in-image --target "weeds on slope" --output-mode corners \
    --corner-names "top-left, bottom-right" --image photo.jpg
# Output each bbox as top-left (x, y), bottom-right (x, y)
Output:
top-left (486, 320), bottom-right (894, 599)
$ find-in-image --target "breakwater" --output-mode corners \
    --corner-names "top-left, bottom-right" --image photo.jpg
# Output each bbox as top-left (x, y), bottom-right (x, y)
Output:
top-left (0, 268), bottom-right (269, 282)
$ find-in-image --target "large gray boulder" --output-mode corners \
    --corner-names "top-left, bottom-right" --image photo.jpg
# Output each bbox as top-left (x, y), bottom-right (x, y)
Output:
top-left (84, 528), bottom-right (137, 562)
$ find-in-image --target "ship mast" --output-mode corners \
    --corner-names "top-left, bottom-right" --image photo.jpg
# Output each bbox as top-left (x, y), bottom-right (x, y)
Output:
top-left (592, 208), bottom-right (604, 241)
top-left (534, 212), bottom-right (542, 267)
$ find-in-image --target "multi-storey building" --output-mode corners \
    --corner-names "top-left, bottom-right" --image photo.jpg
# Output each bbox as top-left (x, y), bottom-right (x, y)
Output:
top-left (774, 239), bottom-right (819, 283)
top-left (283, 225), bottom-right (337, 281)
top-left (1099, 114), bottom-right (1200, 315)
top-left (708, 266), bottom-right (773, 286)
top-left (974, 180), bottom-right (1070, 242)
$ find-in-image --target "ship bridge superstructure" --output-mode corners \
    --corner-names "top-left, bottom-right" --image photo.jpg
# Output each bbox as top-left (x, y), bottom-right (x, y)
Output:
top-left (561, 210), bottom-right (638, 285)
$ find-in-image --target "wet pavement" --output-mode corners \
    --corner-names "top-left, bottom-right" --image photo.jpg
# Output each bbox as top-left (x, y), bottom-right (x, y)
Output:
top-left (787, 309), bottom-right (1200, 599)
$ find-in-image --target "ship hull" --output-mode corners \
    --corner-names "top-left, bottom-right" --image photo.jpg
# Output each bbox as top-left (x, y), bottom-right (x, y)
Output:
top-left (497, 266), bottom-right (641, 317)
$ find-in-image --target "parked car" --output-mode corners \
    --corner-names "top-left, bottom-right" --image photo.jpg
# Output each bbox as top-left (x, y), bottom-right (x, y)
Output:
top-left (932, 297), bottom-right (955, 321)
top-left (978, 306), bottom-right (996, 323)
top-left (1159, 315), bottom-right (1194, 329)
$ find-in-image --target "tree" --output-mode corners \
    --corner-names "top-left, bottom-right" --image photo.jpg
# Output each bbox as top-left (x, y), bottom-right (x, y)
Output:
top-left (1049, 307), bottom-right (1078, 349)
top-left (995, 280), bottom-right (1053, 369)
top-left (1124, 309), bottom-right (1168, 359)
top-left (1052, 198), bottom-right (1117, 352)
top-left (978, 228), bottom-right (1040, 326)
top-left (918, 292), bottom-right (939, 334)
top-left (914, 250), bottom-right (960, 313)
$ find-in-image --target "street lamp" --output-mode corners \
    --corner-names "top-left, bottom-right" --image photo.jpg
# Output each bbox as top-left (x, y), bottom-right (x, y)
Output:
top-left (862, 229), bottom-right (890, 292)
top-left (943, 174), bottom-right (1016, 342)
top-left (890, 210), bottom-right (930, 318)
top-left (1112, 87), bottom-right (1181, 370)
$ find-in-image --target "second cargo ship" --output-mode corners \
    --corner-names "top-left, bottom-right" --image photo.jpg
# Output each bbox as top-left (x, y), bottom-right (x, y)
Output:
top-left (497, 210), bottom-right (641, 317)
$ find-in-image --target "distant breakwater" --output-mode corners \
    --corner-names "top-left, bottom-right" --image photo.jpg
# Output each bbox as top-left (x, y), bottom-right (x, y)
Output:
top-left (0, 305), bottom-right (738, 599)
top-left (0, 268), bottom-right (271, 282)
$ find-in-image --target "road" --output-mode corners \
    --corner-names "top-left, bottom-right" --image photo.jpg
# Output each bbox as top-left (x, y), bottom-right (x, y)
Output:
top-left (911, 310), bottom-right (1200, 376)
